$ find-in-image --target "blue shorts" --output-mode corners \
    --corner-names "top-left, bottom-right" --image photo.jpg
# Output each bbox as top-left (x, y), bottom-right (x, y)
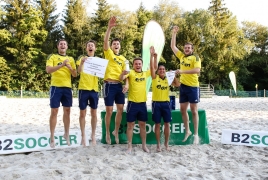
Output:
top-left (126, 101), bottom-right (148, 122)
top-left (78, 90), bottom-right (99, 110)
top-left (49, 86), bottom-right (72, 108)
top-left (103, 82), bottom-right (125, 106)
top-left (152, 101), bottom-right (172, 123)
top-left (179, 83), bottom-right (200, 103)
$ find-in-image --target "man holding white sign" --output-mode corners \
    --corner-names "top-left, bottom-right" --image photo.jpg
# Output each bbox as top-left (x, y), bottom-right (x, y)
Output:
top-left (76, 40), bottom-right (99, 146)
top-left (150, 46), bottom-right (180, 152)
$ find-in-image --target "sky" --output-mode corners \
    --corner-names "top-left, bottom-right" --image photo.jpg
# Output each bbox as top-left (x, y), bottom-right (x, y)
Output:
top-left (55, 0), bottom-right (268, 27)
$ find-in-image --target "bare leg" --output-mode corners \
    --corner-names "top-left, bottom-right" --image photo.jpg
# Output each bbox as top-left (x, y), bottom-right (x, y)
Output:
top-left (91, 108), bottom-right (97, 146)
top-left (164, 122), bottom-right (170, 151)
top-left (180, 102), bottom-right (192, 142)
top-left (138, 121), bottom-right (149, 153)
top-left (79, 109), bottom-right (86, 147)
top-left (49, 108), bottom-right (58, 148)
top-left (63, 107), bottom-right (71, 146)
top-left (190, 103), bottom-right (199, 144)
top-left (126, 122), bottom-right (135, 154)
top-left (105, 106), bottom-right (113, 144)
top-left (112, 104), bottom-right (124, 144)
top-left (154, 123), bottom-right (161, 152)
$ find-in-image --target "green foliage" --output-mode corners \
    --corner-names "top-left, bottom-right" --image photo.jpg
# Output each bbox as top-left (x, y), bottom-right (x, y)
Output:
top-left (0, 0), bottom-right (267, 92)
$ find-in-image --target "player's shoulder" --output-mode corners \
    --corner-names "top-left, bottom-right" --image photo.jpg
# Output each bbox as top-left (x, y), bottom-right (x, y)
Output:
top-left (46, 53), bottom-right (57, 60)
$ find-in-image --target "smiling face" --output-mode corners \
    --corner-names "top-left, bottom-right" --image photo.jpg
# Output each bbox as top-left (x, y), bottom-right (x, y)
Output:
top-left (157, 65), bottom-right (166, 78)
top-left (133, 59), bottom-right (143, 72)
top-left (86, 41), bottom-right (96, 56)
top-left (57, 40), bottom-right (68, 55)
top-left (183, 43), bottom-right (194, 56)
top-left (111, 40), bottom-right (121, 55)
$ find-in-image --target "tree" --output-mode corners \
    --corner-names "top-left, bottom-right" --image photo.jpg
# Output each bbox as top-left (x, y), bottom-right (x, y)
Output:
top-left (63, 0), bottom-right (90, 58)
top-left (206, 0), bottom-right (253, 89)
top-left (152, 0), bottom-right (183, 68)
top-left (240, 21), bottom-right (268, 90)
top-left (2, 0), bottom-right (47, 90)
top-left (33, 0), bottom-right (62, 54)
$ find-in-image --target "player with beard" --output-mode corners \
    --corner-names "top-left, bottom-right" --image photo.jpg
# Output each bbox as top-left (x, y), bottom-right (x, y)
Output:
top-left (76, 40), bottom-right (99, 146)
top-left (150, 46), bottom-right (180, 152)
top-left (171, 26), bottom-right (201, 144)
top-left (103, 16), bottom-right (128, 145)
top-left (120, 57), bottom-right (151, 154)
top-left (46, 39), bottom-right (77, 148)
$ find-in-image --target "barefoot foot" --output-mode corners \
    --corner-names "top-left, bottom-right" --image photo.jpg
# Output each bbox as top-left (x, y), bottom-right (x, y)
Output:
top-left (106, 134), bottom-right (111, 145)
top-left (112, 131), bottom-right (119, 144)
top-left (91, 135), bottom-right (96, 146)
top-left (50, 141), bottom-right (55, 148)
top-left (193, 135), bottom-right (200, 145)
top-left (182, 131), bottom-right (192, 142)
top-left (156, 144), bottom-right (161, 152)
top-left (142, 146), bottom-right (150, 153)
top-left (63, 134), bottom-right (70, 146)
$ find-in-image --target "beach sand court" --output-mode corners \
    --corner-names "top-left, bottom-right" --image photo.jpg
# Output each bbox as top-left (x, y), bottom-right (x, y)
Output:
top-left (0, 97), bottom-right (268, 179)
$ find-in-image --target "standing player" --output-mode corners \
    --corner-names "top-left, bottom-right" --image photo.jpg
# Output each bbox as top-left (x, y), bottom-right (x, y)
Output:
top-left (171, 26), bottom-right (201, 144)
top-left (150, 46), bottom-right (180, 151)
top-left (120, 57), bottom-right (151, 154)
top-left (46, 39), bottom-right (77, 148)
top-left (76, 40), bottom-right (99, 146)
top-left (103, 16), bottom-right (128, 144)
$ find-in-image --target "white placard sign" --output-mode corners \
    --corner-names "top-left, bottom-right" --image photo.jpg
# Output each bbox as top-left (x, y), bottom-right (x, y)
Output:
top-left (0, 131), bottom-right (89, 154)
top-left (221, 129), bottom-right (268, 147)
top-left (166, 71), bottom-right (176, 85)
top-left (83, 57), bottom-right (108, 78)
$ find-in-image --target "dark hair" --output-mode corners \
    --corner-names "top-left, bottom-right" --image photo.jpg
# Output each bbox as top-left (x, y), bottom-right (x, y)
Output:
top-left (86, 40), bottom-right (97, 47)
top-left (133, 57), bottom-right (143, 64)
top-left (185, 42), bottom-right (194, 49)
top-left (111, 38), bottom-right (121, 45)
top-left (157, 63), bottom-right (166, 70)
top-left (57, 39), bottom-right (68, 46)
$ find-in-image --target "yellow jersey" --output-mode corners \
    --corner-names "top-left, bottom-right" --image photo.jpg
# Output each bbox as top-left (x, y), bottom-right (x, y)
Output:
top-left (104, 48), bottom-right (126, 81)
top-left (46, 54), bottom-right (76, 87)
top-left (175, 50), bottom-right (201, 87)
top-left (76, 56), bottom-right (99, 92)
top-left (152, 75), bottom-right (169, 101)
top-left (126, 70), bottom-right (151, 102)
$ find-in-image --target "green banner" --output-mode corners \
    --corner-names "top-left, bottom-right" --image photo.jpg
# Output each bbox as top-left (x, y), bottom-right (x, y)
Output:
top-left (101, 109), bottom-right (210, 145)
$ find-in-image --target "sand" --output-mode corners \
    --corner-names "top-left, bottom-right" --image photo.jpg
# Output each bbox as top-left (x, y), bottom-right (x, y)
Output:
top-left (0, 97), bottom-right (268, 180)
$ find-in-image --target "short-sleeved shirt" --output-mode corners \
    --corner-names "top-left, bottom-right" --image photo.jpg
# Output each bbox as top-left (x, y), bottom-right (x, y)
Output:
top-left (175, 50), bottom-right (201, 87)
top-left (126, 70), bottom-right (151, 102)
top-left (46, 54), bottom-right (76, 87)
top-left (76, 56), bottom-right (99, 92)
top-left (152, 75), bottom-right (170, 102)
top-left (103, 48), bottom-right (126, 81)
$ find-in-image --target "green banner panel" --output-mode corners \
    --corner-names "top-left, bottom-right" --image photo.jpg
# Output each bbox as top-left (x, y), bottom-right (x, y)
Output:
top-left (101, 109), bottom-right (210, 145)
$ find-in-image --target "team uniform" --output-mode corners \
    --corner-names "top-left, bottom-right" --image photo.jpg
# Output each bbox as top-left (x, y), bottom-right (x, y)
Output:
top-left (76, 56), bottom-right (99, 110)
top-left (103, 48), bottom-right (126, 106)
top-left (175, 50), bottom-right (201, 103)
top-left (151, 75), bottom-right (172, 123)
top-left (46, 54), bottom-right (76, 108)
top-left (125, 70), bottom-right (151, 122)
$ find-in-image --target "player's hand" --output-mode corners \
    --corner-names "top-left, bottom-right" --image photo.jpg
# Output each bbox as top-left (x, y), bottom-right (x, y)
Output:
top-left (122, 84), bottom-right (129, 94)
top-left (81, 57), bottom-right (87, 65)
top-left (108, 16), bottom-right (117, 28)
top-left (172, 26), bottom-right (179, 34)
top-left (122, 70), bottom-right (129, 75)
top-left (175, 69), bottom-right (181, 75)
